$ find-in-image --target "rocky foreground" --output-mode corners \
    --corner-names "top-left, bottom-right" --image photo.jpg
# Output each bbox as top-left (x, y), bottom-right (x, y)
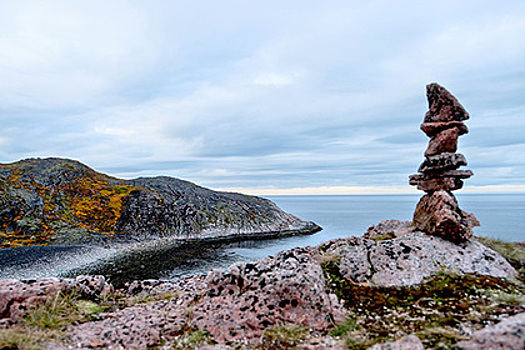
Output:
top-left (1, 220), bottom-right (524, 350)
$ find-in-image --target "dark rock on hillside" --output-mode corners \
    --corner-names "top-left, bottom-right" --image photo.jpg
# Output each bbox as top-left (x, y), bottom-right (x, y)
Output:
top-left (0, 158), bottom-right (319, 248)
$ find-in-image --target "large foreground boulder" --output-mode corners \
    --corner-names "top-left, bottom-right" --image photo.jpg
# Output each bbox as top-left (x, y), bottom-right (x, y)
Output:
top-left (322, 220), bottom-right (516, 287)
top-left (190, 247), bottom-right (344, 341)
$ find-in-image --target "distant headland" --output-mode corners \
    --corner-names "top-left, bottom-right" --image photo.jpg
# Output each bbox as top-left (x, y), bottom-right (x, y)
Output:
top-left (0, 157), bottom-right (320, 249)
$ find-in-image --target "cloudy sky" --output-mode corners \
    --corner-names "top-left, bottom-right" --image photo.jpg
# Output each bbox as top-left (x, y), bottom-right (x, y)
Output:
top-left (1, 1), bottom-right (524, 195)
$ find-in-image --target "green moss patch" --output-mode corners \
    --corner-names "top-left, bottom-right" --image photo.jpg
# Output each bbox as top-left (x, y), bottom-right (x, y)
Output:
top-left (258, 324), bottom-right (309, 349)
top-left (0, 290), bottom-right (119, 350)
top-left (170, 330), bottom-right (217, 350)
top-left (322, 262), bottom-right (525, 349)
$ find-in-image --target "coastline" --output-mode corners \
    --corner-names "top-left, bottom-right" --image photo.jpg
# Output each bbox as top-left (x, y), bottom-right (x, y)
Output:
top-left (1, 223), bottom-right (322, 285)
top-left (61, 222), bottom-right (321, 287)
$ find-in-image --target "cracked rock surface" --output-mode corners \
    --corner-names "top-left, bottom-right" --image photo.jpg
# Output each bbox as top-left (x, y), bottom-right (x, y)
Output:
top-left (321, 220), bottom-right (516, 287)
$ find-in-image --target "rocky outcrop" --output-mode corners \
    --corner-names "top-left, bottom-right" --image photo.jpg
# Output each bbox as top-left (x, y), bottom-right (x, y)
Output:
top-left (322, 221), bottom-right (516, 287)
top-left (69, 277), bottom-right (206, 349)
top-left (409, 83), bottom-right (479, 242)
top-left (67, 247), bottom-right (344, 347)
top-left (0, 275), bottom-right (113, 327)
top-left (190, 247), bottom-right (344, 341)
top-left (0, 158), bottom-right (319, 248)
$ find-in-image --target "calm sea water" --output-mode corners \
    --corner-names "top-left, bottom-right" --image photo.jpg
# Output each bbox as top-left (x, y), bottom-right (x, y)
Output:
top-left (162, 194), bottom-right (525, 279)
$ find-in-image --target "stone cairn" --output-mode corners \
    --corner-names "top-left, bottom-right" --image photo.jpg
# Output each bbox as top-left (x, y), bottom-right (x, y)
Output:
top-left (410, 83), bottom-right (479, 242)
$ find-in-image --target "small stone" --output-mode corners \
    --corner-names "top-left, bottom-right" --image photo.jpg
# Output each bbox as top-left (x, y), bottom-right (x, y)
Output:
top-left (420, 120), bottom-right (469, 137)
top-left (409, 170), bottom-right (473, 183)
top-left (415, 177), bottom-right (463, 192)
top-left (367, 334), bottom-right (425, 350)
top-left (425, 127), bottom-right (460, 156)
top-left (418, 153), bottom-right (467, 173)
top-left (363, 220), bottom-right (416, 240)
top-left (424, 83), bottom-right (469, 123)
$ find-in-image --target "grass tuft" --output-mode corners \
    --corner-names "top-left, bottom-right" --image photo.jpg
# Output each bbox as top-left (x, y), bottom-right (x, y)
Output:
top-left (0, 327), bottom-right (64, 350)
top-left (0, 290), bottom-right (118, 350)
top-left (477, 236), bottom-right (525, 282)
top-left (171, 329), bottom-right (216, 349)
top-left (259, 324), bottom-right (309, 349)
top-left (23, 291), bottom-right (108, 330)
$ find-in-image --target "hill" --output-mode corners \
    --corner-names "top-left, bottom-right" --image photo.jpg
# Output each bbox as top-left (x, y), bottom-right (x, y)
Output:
top-left (0, 158), bottom-right (319, 248)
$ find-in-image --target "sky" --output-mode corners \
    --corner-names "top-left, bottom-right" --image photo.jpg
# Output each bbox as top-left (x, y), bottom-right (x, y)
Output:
top-left (1, 1), bottom-right (524, 195)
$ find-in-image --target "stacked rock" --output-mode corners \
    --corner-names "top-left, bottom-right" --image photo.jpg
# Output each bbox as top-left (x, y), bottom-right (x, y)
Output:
top-left (409, 83), bottom-right (479, 242)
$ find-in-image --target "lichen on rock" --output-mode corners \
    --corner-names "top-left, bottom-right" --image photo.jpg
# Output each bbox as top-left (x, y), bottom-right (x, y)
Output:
top-left (0, 158), bottom-right (319, 248)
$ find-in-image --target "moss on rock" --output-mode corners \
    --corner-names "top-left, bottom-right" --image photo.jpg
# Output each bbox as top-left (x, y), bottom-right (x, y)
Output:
top-left (322, 259), bottom-right (525, 349)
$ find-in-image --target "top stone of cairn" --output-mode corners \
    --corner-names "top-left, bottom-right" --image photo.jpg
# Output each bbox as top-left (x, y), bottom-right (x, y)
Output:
top-left (424, 83), bottom-right (470, 123)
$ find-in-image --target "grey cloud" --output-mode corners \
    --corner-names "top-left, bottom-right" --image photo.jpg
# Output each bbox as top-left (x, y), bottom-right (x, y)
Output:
top-left (1, 1), bottom-right (524, 192)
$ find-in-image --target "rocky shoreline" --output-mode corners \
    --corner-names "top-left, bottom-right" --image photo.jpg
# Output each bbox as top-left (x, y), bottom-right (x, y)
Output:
top-left (61, 223), bottom-right (322, 287)
top-left (0, 223), bottom-right (321, 283)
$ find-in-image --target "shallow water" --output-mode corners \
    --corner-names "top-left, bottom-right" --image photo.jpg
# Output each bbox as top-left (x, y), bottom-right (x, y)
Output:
top-left (0, 245), bottom-right (118, 280)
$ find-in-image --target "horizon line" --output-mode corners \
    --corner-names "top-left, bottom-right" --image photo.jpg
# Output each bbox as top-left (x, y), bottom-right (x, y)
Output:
top-left (213, 185), bottom-right (525, 196)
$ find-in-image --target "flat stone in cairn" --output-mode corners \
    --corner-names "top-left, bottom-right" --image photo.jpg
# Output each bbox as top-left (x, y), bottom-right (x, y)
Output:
top-left (410, 83), bottom-right (479, 242)
top-left (418, 153), bottom-right (467, 173)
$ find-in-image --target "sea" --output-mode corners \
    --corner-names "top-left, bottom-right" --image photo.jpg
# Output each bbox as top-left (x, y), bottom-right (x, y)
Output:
top-left (161, 194), bottom-right (525, 280)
